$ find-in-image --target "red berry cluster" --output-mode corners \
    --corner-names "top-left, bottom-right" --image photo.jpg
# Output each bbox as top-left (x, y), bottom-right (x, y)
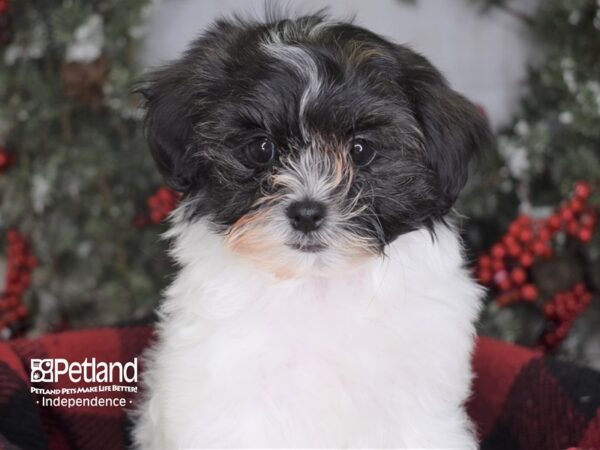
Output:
top-left (133, 187), bottom-right (181, 228)
top-left (541, 283), bottom-right (593, 350)
top-left (0, 146), bottom-right (15, 173)
top-left (475, 181), bottom-right (597, 307)
top-left (148, 187), bottom-right (180, 223)
top-left (563, 182), bottom-right (596, 243)
top-left (0, 230), bottom-right (37, 337)
top-left (476, 213), bottom-right (544, 306)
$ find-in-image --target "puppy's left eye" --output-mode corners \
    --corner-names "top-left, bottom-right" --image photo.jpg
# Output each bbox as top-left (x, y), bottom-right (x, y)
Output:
top-left (246, 139), bottom-right (277, 166)
top-left (350, 140), bottom-right (376, 167)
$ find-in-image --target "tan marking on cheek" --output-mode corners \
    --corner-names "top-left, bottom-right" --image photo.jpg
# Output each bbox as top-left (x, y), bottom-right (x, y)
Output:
top-left (252, 192), bottom-right (285, 207)
top-left (323, 145), bottom-right (354, 195)
top-left (229, 230), bottom-right (298, 279)
top-left (223, 195), bottom-right (304, 277)
top-left (225, 191), bottom-right (282, 247)
top-left (225, 209), bottom-right (271, 251)
top-left (272, 266), bottom-right (296, 280)
top-left (225, 208), bottom-right (298, 276)
top-left (228, 228), bottom-right (268, 253)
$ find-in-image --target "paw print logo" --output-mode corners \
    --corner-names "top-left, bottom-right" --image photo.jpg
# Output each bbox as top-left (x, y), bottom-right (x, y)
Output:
top-left (30, 359), bottom-right (54, 383)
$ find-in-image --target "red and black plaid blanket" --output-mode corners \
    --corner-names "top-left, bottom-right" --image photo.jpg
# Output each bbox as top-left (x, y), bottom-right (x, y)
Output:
top-left (0, 325), bottom-right (599, 449)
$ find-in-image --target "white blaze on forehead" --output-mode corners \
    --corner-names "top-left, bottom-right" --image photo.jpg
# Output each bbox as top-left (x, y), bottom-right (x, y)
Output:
top-left (273, 144), bottom-right (354, 205)
top-left (261, 33), bottom-right (323, 140)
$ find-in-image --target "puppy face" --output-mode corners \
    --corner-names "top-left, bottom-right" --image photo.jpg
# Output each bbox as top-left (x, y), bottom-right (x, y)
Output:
top-left (140, 14), bottom-right (491, 276)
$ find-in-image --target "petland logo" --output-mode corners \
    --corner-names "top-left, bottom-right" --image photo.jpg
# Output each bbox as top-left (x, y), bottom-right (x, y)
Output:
top-left (30, 358), bottom-right (138, 383)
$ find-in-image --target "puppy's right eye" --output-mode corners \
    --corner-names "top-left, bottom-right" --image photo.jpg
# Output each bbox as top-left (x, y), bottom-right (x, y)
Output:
top-left (350, 139), bottom-right (376, 167)
top-left (246, 139), bottom-right (277, 167)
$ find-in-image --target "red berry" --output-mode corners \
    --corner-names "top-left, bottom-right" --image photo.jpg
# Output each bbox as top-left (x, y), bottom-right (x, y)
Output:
top-left (519, 252), bottom-right (534, 268)
top-left (548, 215), bottom-right (562, 231)
top-left (508, 222), bottom-right (521, 236)
top-left (491, 244), bottom-right (506, 260)
top-left (538, 227), bottom-right (552, 243)
top-left (478, 269), bottom-right (493, 285)
top-left (533, 240), bottom-right (546, 256)
top-left (508, 243), bottom-right (522, 258)
top-left (521, 284), bottom-right (538, 302)
top-left (6, 229), bottom-right (19, 242)
top-left (11, 254), bottom-right (24, 267)
top-left (491, 258), bottom-right (505, 272)
top-left (518, 228), bottom-right (534, 243)
top-left (510, 267), bottom-right (527, 285)
top-left (498, 278), bottom-right (512, 292)
top-left (158, 188), bottom-right (172, 201)
top-left (16, 305), bottom-right (28, 318)
top-left (565, 296), bottom-right (577, 312)
top-left (570, 199), bottom-right (584, 214)
top-left (555, 303), bottom-right (567, 320)
top-left (5, 311), bottom-right (17, 324)
top-left (479, 255), bottom-right (492, 269)
top-left (543, 303), bottom-right (555, 317)
top-left (578, 227), bottom-right (593, 243)
top-left (581, 210), bottom-right (597, 227)
top-left (503, 235), bottom-right (517, 247)
top-left (556, 323), bottom-right (569, 339)
top-left (574, 181), bottom-right (592, 200)
top-left (561, 208), bottom-right (574, 222)
top-left (567, 221), bottom-right (579, 236)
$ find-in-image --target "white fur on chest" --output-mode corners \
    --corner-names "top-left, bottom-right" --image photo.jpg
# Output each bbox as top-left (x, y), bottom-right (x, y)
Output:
top-left (134, 223), bottom-right (482, 449)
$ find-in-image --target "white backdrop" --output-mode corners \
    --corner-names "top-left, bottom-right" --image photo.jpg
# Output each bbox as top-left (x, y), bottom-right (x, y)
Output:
top-left (143, 0), bottom-right (536, 129)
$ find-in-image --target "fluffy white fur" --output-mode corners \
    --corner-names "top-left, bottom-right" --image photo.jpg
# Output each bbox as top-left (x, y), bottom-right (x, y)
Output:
top-left (133, 217), bottom-right (483, 449)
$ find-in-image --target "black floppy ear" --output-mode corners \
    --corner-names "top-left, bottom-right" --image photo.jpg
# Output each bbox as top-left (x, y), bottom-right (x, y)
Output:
top-left (136, 64), bottom-right (201, 192)
top-left (397, 48), bottom-right (493, 214)
top-left (136, 19), bottom-right (244, 192)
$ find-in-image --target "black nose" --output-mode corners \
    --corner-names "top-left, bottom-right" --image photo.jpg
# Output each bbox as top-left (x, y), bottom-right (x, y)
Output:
top-left (287, 200), bottom-right (326, 233)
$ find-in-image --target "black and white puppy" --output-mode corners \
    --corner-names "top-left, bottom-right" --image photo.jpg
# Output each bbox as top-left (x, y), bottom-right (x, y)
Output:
top-left (133, 12), bottom-right (491, 449)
